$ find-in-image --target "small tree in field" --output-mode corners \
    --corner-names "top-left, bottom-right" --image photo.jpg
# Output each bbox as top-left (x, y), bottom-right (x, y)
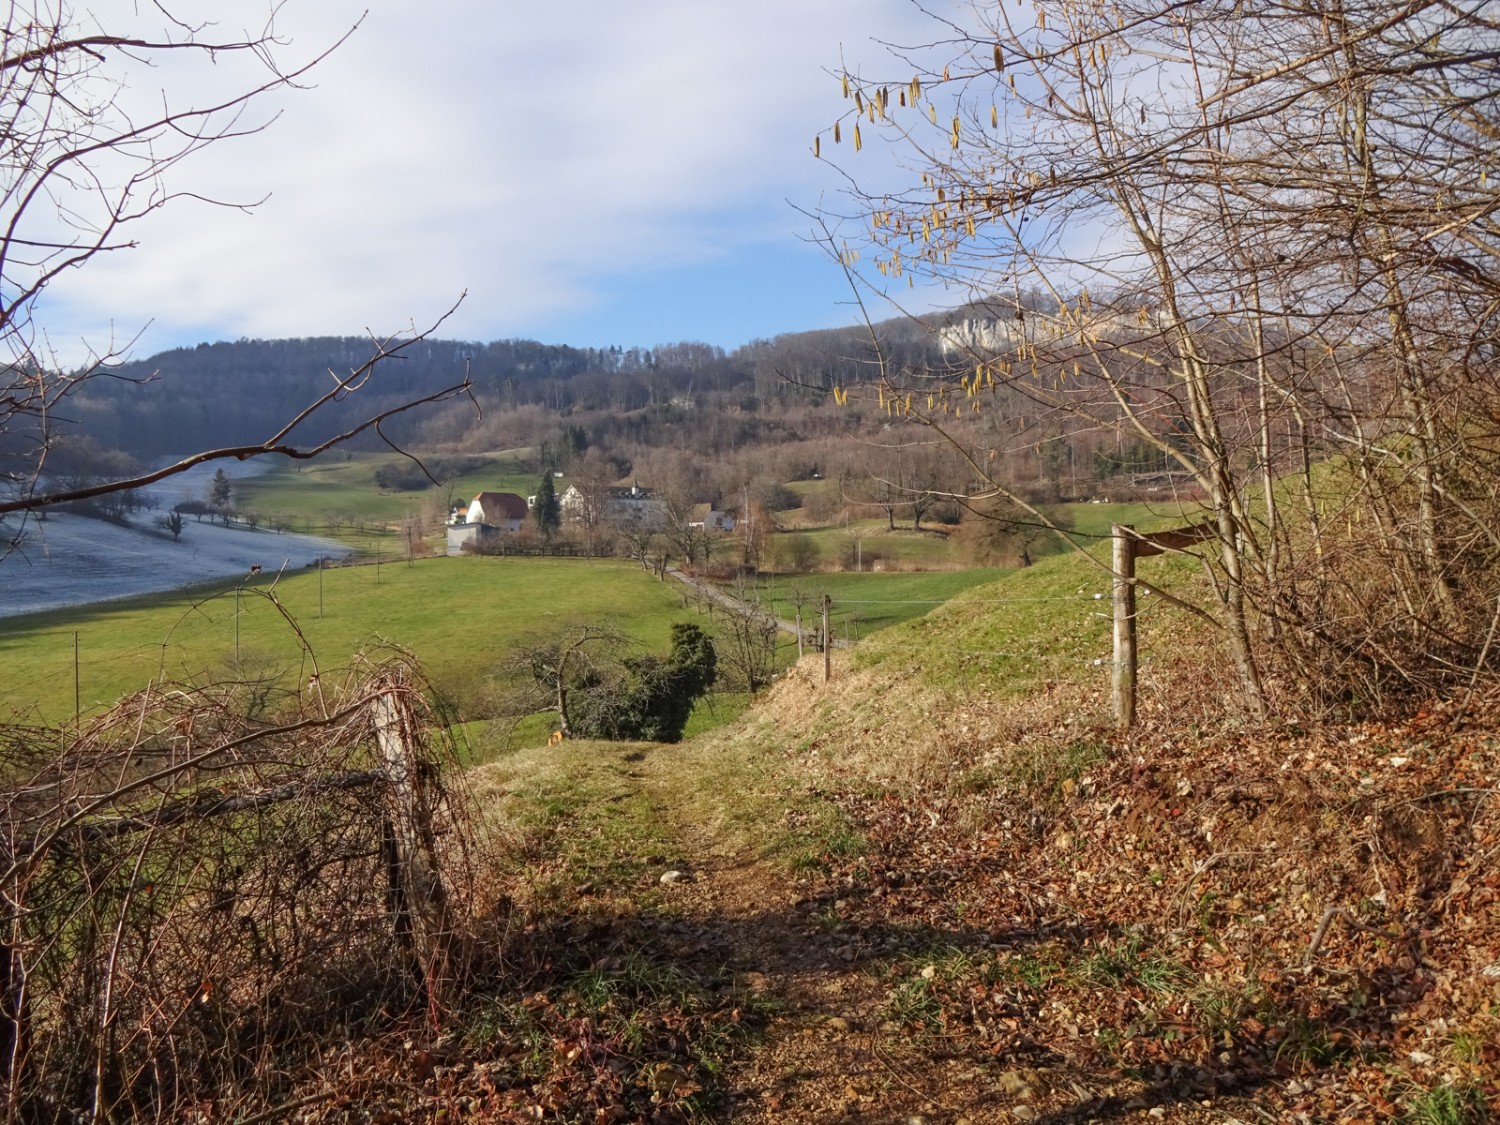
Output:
top-left (571, 623), bottom-right (718, 742)
top-left (503, 623), bottom-right (717, 743)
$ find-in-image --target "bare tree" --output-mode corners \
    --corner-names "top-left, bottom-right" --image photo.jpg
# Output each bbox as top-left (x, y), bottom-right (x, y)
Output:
top-left (567, 447), bottom-right (618, 552)
top-left (0, 3), bottom-right (472, 549)
top-left (818, 0), bottom-right (1500, 712)
top-left (715, 578), bottom-right (782, 692)
top-left (0, 7), bottom-right (481, 1116)
top-left (498, 623), bottom-right (633, 738)
top-left (658, 486), bottom-right (716, 570)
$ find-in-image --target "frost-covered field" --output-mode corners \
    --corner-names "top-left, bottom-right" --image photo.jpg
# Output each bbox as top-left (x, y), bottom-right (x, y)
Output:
top-left (0, 458), bottom-right (351, 619)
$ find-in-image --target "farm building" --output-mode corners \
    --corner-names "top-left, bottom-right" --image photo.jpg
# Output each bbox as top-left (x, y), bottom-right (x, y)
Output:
top-left (466, 491), bottom-right (528, 528)
top-left (688, 505), bottom-right (735, 534)
top-left (446, 490), bottom-right (530, 555)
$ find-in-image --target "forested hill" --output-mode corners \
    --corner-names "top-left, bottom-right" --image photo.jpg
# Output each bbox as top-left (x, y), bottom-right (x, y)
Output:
top-left (63, 315), bottom-right (955, 459)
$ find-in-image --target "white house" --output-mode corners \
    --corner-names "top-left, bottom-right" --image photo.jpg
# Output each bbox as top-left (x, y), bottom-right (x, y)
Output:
top-left (604, 484), bottom-right (669, 526)
top-left (465, 491), bottom-right (528, 530)
top-left (559, 483), bottom-right (669, 528)
top-left (688, 505), bottom-right (735, 534)
top-left (446, 490), bottom-right (530, 555)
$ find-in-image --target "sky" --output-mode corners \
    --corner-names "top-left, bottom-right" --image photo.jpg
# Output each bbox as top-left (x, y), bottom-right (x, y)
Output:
top-left (32, 1), bottom-right (959, 367)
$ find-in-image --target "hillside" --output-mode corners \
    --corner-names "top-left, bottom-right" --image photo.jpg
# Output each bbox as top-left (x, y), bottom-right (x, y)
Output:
top-left (258, 555), bottom-right (1496, 1122)
top-left (2, 521), bottom-right (1493, 1122)
top-left (0, 458), bottom-right (351, 617)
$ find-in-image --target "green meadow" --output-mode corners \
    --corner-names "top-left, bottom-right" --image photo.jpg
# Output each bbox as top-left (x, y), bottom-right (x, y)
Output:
top-left (0, 556), bottom-right (707, 726)
top-left (769, 499), bottom-right (1199, 574)
top-left (743, 568), bottom-right (1011, 638)
top-left (0, 466), bottom-right (1205, 732)
top-left (771, 520), bottom-right (959, 569)
top-left (1063, 498), bottom-right (1203, 541)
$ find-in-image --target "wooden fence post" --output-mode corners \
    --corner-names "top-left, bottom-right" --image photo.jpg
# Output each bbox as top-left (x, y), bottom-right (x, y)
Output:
top-left (1111, 519), bottom-right (1216, 729)
top-left (371, 682), bottom-right (452, 1016)
top-left (822, 595), bottom-right (832, 683)
top-left (1113, 524), bottom-right (1137, 729)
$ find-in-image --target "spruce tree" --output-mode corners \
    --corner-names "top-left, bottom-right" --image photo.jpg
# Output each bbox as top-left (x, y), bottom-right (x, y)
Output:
top-left (533, 474), bottom-right (560, 538)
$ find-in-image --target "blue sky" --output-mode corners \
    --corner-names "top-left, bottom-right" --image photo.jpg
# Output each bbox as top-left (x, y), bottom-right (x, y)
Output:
top-left (35, 0), bottom-right (957, 366)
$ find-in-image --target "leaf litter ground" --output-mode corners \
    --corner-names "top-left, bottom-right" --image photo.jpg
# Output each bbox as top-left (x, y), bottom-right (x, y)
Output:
top-left (284, 653), bottom-right (1497, 1124)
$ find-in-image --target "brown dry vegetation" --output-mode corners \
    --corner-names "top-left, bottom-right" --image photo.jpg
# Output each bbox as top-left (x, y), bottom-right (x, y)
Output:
top-left (162, 569), bottom-right (1493, 1125)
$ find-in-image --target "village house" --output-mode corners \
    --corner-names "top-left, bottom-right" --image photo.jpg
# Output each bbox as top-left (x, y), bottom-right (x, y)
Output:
top-left (558, 485), bottom-right (593, 524)
top-left (446, 490), bottom-right (529, 555)
top-left (558, 483), bottom-right (670, 528)
top-left (604, 484), bottom-right (669, 526)
top-left (687, 504), bottom-right (735, 534)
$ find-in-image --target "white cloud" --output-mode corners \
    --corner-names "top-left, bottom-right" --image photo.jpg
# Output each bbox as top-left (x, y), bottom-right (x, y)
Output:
top-left (32, 0), bottom-right (945, 363)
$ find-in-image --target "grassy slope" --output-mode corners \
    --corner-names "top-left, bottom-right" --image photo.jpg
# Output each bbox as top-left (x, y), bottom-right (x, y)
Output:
top-left (774, 520), bottom-right (959, 567)
top-left (465, 536), bottom-right (1495, 1121)
top-left (772, 498), bottom-right (1201, 572)
top-left (745, 568), bottom-right (1011, 637)
top-left (0, 492), bottom-right (1199, 726)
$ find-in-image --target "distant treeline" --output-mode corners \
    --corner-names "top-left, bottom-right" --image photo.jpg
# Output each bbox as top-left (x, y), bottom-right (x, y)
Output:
top-left (61, 320), bottom-right (952, 459)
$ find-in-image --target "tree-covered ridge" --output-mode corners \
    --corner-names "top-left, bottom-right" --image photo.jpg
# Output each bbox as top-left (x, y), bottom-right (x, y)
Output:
top-left (60, 311), bottom-right (987, 460)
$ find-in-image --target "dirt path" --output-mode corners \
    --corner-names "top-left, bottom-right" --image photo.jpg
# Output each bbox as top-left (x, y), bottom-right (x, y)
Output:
top-left (562, 730), bottom-right (1286, 1125)
top-left (622, 749), bottom-right (1009, 1124)
top-left (468, 688), bottom-right (1499, 1123)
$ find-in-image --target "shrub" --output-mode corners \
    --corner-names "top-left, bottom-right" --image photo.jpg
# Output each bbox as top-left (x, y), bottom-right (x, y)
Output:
top-left (569, 624), bottom-right (717, 742)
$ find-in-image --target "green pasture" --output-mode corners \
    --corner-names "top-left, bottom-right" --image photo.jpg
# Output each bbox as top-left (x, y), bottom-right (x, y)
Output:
top-left (1, 444), bottom-right (1214, 736)
top-left (770, 501), bottom-right (1200, 574)
top-left (770, 520), bottom-right (960, 570)
top-left (739, 569), bottom-right (1009, 638)
top-left (1063, 499), bottom-right (1203, 542)
top-left (0, 556), bottom-right (709, 727)
top-left (851, 535), bottom-right (1208, 701)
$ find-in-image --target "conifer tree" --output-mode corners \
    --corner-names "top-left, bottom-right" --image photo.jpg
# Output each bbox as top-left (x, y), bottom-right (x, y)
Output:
top-left (533, 474), bottom-right (560, 538)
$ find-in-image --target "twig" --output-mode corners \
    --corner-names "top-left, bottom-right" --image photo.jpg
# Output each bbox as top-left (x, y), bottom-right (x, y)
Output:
top-left (1404, 788), bottom-right (1500, 804)
top-left (1452, 593), bottom-right (1500, 727)
top-left (1170, 850), bottom-right (1251, 921)
top-left (1306, 905), bottom-right (1403, 964)
top-left (58, 768), bottom-right (389, 848)
top-left (232, 1090), bottom-right (337, 1125)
